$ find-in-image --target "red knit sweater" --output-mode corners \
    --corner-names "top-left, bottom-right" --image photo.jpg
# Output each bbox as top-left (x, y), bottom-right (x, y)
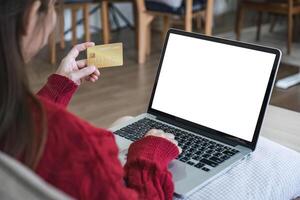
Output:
top-left (35, 74), bottom-right (179, 200)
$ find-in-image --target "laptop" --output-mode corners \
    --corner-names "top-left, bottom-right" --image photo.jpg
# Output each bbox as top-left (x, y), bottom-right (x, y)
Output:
top-left (110, 29), bottom-right (282, 197)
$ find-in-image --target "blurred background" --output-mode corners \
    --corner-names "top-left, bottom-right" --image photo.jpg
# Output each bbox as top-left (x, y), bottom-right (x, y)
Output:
top-left (28, 0), bottom-right (300, 128)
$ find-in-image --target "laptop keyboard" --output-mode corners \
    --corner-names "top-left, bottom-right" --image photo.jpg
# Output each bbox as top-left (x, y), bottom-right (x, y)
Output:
top-left (114, 118), bottom-right (239, 172)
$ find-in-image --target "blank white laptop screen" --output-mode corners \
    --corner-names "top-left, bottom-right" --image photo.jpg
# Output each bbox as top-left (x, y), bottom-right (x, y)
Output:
top-left (151, 33), bottom-right (276, 142)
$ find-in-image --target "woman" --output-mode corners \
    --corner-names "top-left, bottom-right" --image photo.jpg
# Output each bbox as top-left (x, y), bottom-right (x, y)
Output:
top-left (0, 0), bottom-right (181, 199)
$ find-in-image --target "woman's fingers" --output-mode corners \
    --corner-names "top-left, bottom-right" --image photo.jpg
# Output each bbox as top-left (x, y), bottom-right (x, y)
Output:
top-left (77, 59), bottom-right (100, 81)
top-left (91, 74), bottom-right (99, 80)
top-left (86, 73), bottom-right (100, 82)
top-left (71, 66), bottom-right (96, 84)
top-left (177, 146), bottom-right (182, 154)
top-left (145, 129), bottom-right (172, 139)
top-left (93, 68), bottom-right (100, 76)
top-left (145, 129), bottom-right (157, 136)
top-left (85, 70), bottom-right (100, 82)
top-left (87, 74), bottom-right (98, 82)
top-left (89, 77), bottom-right (96, 82)
top-left (66, 42), bottom-right (95, 59)
top-left (165, 133), bottom-right (175, 139)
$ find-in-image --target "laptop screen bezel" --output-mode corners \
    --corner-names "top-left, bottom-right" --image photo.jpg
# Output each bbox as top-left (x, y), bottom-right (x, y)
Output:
top-left (147, 29), bottom-right (281, 151)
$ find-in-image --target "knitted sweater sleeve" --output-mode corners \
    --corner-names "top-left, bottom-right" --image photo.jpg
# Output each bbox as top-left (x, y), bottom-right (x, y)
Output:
top-left (37, 74), bottom-right (77, 107)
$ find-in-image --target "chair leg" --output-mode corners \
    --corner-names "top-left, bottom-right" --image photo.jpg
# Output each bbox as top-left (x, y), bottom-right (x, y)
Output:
top-left (138, 21), bottom-right (147, 64)
top-left (195, 14), bottom-right (202, 32)
top-left (132, 1), bottom-right (139, 50)
top-left (204, 0), bottom-right (214, 35)
top-left (58, 1), bottom-right (65, 49)
top-left (49, 32), bottom-right (56, 65)
top-left (293, 15), bottom-right (300, 41)
top-left (287, 12), bottom-right (293, 54)
top-left (83, 4), bottom-right (91, 42)
top-left (184, 0), bottom-right (193, 32)
top-left (101, 1), bottom-right (110, 44)
top-left (269, 14), bottom-right (277, 33)
top-left (138, 14), bottom-right (154, 64)
top-left (162, 15), bottom-right (170, 41)
top-left (71, 7), bottom-right (78, 46)
top-left (235, 2), bottom-right (244, 40)
top-left (256, 12), bottom-right (262, 41)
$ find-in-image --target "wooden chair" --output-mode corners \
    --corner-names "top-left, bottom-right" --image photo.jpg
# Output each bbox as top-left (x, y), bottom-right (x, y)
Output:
top-left (135, 0), bottom-right (214, 64)
top-left (49, 0), bottom-right (92, 64)
top-left (235, 0), bottom-right (300, 55)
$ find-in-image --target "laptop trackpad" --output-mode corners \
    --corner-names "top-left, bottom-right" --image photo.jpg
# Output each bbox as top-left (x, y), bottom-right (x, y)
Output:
top-left (169, 160), bottom-right (187, 182)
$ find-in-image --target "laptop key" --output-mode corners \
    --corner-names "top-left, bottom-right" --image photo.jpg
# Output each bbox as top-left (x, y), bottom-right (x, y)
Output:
top-left (187, 161), bottom-right (195, 166)
top-left (184, 153), bottom-right (192, 158)
top-left (213, 152), bottom-right (222, 157)
top-left (195, 151), bottom-right (203, 155)
top-left (182, 145), bottom-right (189, 149)
top-left (114, 130), bottom-right (122, 136)
top-left (223, 150), bottom-right (235, 156)
top-left (209, 156), bottom-right (223, 163)
top-left (124, 135), bottom-right (131, 140)
top-left (180, 157), bottom-right (189, 162)
top-left (201, 167), bottom-right (210, 172)
top-left (186, 150), bottom-right (195, 155)
top-left (198, 147), bottom-right (205, 151)
top-left (199, 158), bottom-right (218, 167)
top-left (202, 153), bottom-right (210, 158)
top-left (185, 141), bottom-right (191, 146)
top-left (194, 162), bottom-right (205, 168)
top-left (232, 149), bottom-right (239, 153)
top-left (205, 149), bottom-right (214, 154)
top-left (220, 155), bottom-right (229, 160)
top-left (192, 155), bottom-right (201, 160)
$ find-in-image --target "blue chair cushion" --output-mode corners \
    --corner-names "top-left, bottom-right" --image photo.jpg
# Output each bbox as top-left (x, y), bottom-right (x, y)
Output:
top-left (145, 0), bottom-right (206, 15)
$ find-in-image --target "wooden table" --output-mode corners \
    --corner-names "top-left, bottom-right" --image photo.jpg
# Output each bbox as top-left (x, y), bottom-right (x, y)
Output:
top-left (261, 105), bottom-right (300, 152)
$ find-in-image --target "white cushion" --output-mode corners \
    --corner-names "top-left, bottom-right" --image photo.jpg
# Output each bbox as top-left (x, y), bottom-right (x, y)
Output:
top-left (176, 137), bottom-right (300, 200)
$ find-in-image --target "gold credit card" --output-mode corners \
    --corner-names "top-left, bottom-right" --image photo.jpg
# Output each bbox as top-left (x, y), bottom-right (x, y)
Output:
top-left (87, 43), bottom-right (123, 68)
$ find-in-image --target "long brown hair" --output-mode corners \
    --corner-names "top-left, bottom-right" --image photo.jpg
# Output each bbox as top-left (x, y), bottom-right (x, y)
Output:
top-left (0, 0), bottom-right (51, 169)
